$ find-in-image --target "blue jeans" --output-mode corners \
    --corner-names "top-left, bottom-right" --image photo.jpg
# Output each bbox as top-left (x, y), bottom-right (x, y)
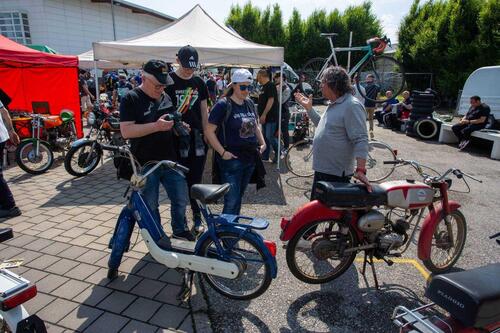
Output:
top-left (141, 165), bottom-right (189, 235)
top-left (217, 158), bottom-right (255, 215)
top-left (262, 122), bottom-right (279, 161)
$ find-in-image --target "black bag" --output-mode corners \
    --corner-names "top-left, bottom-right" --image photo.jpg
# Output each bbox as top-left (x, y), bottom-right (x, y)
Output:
top-left (114, 155), bottom-right (133, 181)
top-left (485, 114), bottom-right (498, 130)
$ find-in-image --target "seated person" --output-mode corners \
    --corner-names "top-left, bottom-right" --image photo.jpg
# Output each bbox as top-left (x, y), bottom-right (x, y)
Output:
top-left (385, 90), bottom-right (412, 130)
top-left (452, 95), bottom-right (490, 150)
top-left (374, 90), bottom-right (398, 125)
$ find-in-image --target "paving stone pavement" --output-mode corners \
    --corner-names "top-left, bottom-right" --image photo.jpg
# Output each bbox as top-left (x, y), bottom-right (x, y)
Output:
top-left (1, 157), bottom-right (209, 333)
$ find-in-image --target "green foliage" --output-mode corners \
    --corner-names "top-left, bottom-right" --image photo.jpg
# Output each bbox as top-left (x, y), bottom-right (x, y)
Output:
top-left (397, 0), bottom-right (500, 99)
top-left (224, 1), bottom-right (383, 69)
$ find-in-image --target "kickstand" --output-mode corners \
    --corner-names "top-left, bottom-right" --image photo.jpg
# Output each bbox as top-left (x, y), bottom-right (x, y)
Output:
top-left (361, 250), bottom-right (379, 289)
top-left (177, 271), bottom-right (194, 303)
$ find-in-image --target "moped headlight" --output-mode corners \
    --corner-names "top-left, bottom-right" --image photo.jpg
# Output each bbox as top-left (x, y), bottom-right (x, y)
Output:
top-left (87, 112), bottom-right (96, 125)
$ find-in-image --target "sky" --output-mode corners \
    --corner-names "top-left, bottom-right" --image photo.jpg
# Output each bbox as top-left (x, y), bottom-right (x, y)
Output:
top-left (131, 0), bottom-right (415, 43)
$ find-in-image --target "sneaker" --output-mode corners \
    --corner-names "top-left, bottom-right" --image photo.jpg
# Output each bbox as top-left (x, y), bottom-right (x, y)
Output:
top-left (458, 140), bottom-right (470, 151)
top-left (295, 238), bottom-right (312, 251)
top-left (369, 131), bottom-right (374, 139)
top-left (173, 230), bottom-right (196, 242)
top-left (0, 206), bottom-right (21, 219)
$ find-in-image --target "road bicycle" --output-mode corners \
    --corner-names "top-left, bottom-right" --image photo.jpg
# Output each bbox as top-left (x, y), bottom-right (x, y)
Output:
top-left (302, 34), bottom-right (405, 103)
top-left (107, 146), bottom-right (277, 300)
top-left (285, 138), bottom-right (397, 182)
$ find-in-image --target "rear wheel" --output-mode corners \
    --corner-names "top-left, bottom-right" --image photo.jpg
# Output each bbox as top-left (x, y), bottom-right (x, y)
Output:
top-left (286, 219), bottom-right (358, 284)
top-left (285, 138), bottom-right (314, 177)
top-left (356, 55), bottom-right (405, 103)
top-left (15, 140), bottom-right (53, 175)
top-left (366, 140), bottom-right (397, 182)
top-left (422, 210), bottom-right (467, 274)
top-left (199, 232), bottom-right (272, 300)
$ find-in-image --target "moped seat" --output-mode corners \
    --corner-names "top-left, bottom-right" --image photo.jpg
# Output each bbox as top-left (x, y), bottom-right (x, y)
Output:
top-left (315, 181), bottom-right (387, 208)
top-left (0, 228), bottom-right (13, 243)
top-left (425, 263), bottom-right (500, 328)
top-left (191, 183), bottom-right (231, 204)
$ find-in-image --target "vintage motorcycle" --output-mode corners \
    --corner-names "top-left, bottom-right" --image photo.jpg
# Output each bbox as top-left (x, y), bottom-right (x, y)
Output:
top-left (280, 158), bottom-right (482, 287)
top-left (392, 233), bottom-right (500, 333)
top-left (64, 101), bottom-right (124, 177)
top-left (12, 110), bottom-right (77, 175)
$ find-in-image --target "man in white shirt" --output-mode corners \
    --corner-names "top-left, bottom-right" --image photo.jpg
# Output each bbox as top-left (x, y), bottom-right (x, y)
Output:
top-left (0, 98), bottom-right (21, 219)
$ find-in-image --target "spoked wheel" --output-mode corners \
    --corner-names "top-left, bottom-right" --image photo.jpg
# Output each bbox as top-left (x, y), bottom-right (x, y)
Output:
top-left (423, 210), bottom-right (467, 274)
top-left (356, 55), bottom-right (405, 103)
top-left (286, 219), bottom-right (358, 284)
top-left (302, 57), bottom-right (327, 102)
top-left (285, 138), bottom-right (314, 177)
top-left (64, 142), bottom-right (102, 177)
top-left (15, 140), bottom-right (54, 175)
top-left (366, 140), bottom-right (396, 182)
top-left (199, 232), bottom-right (272, 300)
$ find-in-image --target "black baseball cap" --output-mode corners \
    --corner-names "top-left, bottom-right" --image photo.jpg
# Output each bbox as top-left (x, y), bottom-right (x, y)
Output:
top-left (177, 45), bottom-right (199, 69)
top-left (143, 59), bottom-right (172, 85)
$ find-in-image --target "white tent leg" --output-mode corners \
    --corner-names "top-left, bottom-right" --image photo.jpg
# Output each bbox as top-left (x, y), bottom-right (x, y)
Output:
top-left (277, 65), bottom-right (283, 170)
top-left (93, 61), bottom-right (99, 101)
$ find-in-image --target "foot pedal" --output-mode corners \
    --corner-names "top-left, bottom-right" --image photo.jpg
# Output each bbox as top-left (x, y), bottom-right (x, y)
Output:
top-left (382, 258), bottom-right (394, 266)
top-left (176, 272), bottom-right (194, 303)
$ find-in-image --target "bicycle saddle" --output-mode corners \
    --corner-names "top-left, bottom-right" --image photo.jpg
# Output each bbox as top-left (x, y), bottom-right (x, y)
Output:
top-left (314, 181), bottom-right (387, 208)
top-left (191, 183), bottom-right (231, 204)
top-left (0, 228), bottom-right (13, 243)
top-left (320, 33), bottom-right (338, 38)
top-left (425, 263), bottom-right (500, 328)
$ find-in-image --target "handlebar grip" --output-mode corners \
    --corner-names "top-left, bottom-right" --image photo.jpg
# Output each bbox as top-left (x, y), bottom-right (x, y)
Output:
top-left (168, 162), bottom-right (189, 174)
top-left (383, 160), bottom-right (399, 164)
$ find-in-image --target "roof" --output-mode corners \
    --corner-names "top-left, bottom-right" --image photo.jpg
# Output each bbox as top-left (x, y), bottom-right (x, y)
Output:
top-left (93, 5), bottom-right (284, 67)
top-left (0, 35), bottom-right (78, 67)
top-left (90, 0), bottom-right (175, 22)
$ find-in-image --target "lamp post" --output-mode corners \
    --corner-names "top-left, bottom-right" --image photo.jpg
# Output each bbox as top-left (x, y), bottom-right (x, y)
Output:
top-left (111, 0), bottom-right (116, 41)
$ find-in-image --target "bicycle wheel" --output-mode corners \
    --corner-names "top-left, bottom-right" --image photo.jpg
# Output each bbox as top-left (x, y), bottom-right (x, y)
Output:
top-left (303, 57), bottom-right (326, 101)
top-left (366, 140), bottom-right (396, 182)
top-left (422, 210), bottom-right (466, 274)
top-left (357, 55), bottom-right (405, 103)
top-left (285, 138), bottom-right (314, 177)
top-left (199, 232), bottom-right (272, 300)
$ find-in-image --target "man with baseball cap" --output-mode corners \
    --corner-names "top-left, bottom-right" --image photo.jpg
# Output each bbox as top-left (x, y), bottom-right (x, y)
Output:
top-left (119, 59), bottom-right (194, 241)
top-left (166, 45), bottom-right (209, 235)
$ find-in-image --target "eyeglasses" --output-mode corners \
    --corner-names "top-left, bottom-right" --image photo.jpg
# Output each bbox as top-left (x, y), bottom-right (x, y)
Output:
top-left (146, 76), bottom-right (166, 90)
top-left (238, 85), bottom-right (254, 92)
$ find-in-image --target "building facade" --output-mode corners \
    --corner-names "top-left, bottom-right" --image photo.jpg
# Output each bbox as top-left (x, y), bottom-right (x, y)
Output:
top-left (0, 0), bottom-right (174, 55)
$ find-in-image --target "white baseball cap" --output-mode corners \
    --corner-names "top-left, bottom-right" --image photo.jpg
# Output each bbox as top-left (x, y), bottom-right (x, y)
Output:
top-left (231, 69), bottom-right (253, 83)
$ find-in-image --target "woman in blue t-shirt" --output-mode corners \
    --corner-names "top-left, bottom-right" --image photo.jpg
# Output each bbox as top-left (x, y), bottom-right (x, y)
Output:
top-left (205, 69), bottom-right (266, 215)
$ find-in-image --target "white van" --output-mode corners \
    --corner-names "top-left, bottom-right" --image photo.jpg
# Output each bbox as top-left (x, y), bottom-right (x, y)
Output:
top-left (457, 66), bottom-right (500, 118)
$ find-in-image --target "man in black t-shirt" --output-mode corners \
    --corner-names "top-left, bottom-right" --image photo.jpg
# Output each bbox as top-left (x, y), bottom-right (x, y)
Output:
top-left (257, 68), bottom-right (279, 162)
top-left (206, 73), bottom-right (217, 105)
top-left (165, 45), bottom-right (209, 234)
top-left (120, 59), bottom-right (193, 241)
top-left (452, 95), bottom-right (491, 150)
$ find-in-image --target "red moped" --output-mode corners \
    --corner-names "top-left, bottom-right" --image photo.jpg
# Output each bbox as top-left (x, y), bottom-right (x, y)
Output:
top-left (280, 159), bottom-right (482, 287)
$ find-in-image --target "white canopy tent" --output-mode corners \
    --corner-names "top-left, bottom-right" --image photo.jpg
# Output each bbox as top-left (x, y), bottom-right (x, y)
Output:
top-left (78, 50), bottom-right (140, 69)
top-left (92, 4), bottom-right (285, 168)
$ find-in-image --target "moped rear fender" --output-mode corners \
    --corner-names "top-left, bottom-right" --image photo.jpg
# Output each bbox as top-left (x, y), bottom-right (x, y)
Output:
top-left (280, 200), bottom-right (344, 242)
top-left (418, 201), bottom-right (461, 260)
top-left (194, 225), bottom-right (278, 278)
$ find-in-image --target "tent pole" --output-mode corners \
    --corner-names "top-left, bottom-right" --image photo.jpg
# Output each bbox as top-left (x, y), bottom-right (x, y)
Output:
top-left (93, 61), bottom-right (99, 102)
top-left (277, 65), bottom-right (283, 170)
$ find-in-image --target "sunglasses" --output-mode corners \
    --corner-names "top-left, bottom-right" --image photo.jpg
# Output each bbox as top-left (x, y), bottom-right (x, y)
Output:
top-left (238, 85), bottom-right (254, 92)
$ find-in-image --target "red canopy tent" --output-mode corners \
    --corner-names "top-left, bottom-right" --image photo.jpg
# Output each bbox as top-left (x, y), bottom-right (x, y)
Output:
top-left (0, 35), bottom-right (82, 136)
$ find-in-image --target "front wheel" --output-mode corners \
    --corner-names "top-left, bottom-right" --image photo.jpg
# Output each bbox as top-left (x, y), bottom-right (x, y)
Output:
top-left (302, 57), bottom-right (327, 102)
top-left (286, 219), bottom-right (358, 284)
top-left (64, 142), bottom-right (102, 177)
top-left (356, 55), bottom-right (405, 103)
top-left (199, 232), bottom-right (272, 300)
top-left (422, 210), bottom-right (467, 274)
top-left (15, 140), bottom-right (54, 175)
top-left (285, 139), bottom-right (314, 177)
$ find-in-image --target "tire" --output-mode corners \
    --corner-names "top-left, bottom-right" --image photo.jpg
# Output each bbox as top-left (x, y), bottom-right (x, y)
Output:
top-left (286, 219), bottom-right (358, 284)
top-left (356, 55), bottom-right (405, 103)
top-left (415, 119), bottom-right (439, 140)
top-left (15, 140), bottom-right (53, 175)
top-left (303, 57), bottom-right (327, 101)
top-left (64, 142), bottom-right (102, 177)
top-left (285, 139), bottom-right (314, 177)
top-left (199, 232), bottom-right (272, 300)
top-left (367, 140), bottom-right (397, 182)
top-left (422, 210), bottom-right (467, 274)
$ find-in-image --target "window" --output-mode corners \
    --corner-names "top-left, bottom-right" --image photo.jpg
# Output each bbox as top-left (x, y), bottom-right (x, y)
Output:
top-left (0, 12), bottom-right (31, 44)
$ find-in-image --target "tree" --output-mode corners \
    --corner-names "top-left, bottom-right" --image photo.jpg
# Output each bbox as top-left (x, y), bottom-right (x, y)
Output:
top-left (268, 4), bottom-right (286, 46)
top-left (285, 9), bottom-right (304, 68)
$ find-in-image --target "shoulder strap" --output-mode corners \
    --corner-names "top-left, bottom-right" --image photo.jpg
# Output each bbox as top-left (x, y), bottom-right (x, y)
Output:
top-left (220, 97), bottom-right (232, 148)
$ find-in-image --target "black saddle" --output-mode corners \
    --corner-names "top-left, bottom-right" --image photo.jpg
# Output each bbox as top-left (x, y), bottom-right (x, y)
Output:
top-left (314, 182), bottom-right (387, 208)
top-left (191, 184), bottom-right (231, 204)
top-left (425, 263), bottom-right (500, 328)
top-left (0, 228), bottom-right (13, 243)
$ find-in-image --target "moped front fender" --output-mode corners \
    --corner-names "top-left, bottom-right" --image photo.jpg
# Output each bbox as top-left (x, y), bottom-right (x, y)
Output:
top-left (194, 224), bottom-right (278, 278)
top-left (70, 138), bottom-right (100, 150)
top-left (279, 200), bottom-right (344, 242)
top-left (417, 201), bottom-right (461, 260)
top-left (19, 138), bottom-right (51, 146)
